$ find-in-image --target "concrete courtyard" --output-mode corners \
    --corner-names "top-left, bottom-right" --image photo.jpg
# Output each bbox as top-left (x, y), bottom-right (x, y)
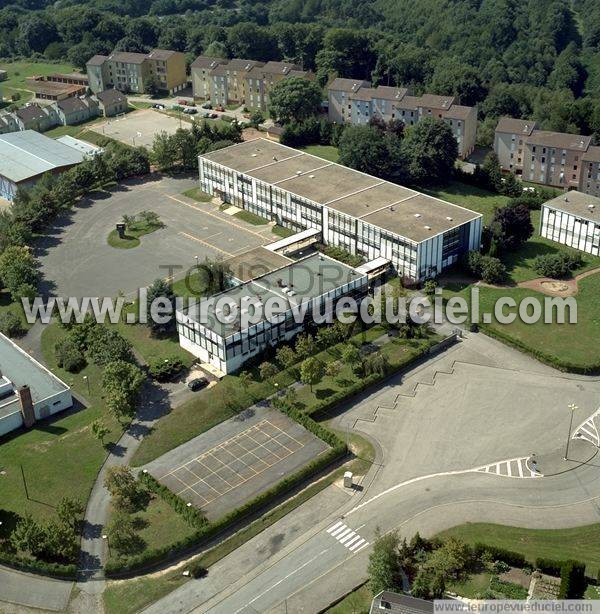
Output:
top-left (35, 174), bottom-right (275, 298)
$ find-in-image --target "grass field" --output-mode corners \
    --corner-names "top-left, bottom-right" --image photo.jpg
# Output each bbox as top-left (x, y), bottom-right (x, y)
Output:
top-left (0, 289), bottom-right (32, 335)
top-left (107, 220), bottom-right (163, 249)
top-left (182, 187), bottom-right (212, 202)
top-left (325, 584), bottom-right (371, 613)
top-left (300, 144), bottom-right (340, 163)
top-left (0, 324), bottom-right (121, 523)
top-left (0, 60), bottom-right (77, 106)
top-left (235, 210), bottom-right (269, 225)
top-left (439, 523), bottom-right (600, 576)
top-left (43, 116), bottom-right (104, 139)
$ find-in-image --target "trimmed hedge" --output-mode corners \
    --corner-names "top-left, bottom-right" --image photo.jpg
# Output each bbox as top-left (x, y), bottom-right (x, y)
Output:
top-left (480, 324), bottom-right (600, 375)
top-left (559, 560), bottom-right (587, 598)
top-left (106, 432), bottom-right (346, 576)
top-left (535, 557), bottom-right (565, 576)
top-left (0, 551), bottom-right (77, 579)
top-left (473, 543), bottom-right (526, 567)
top-left (139, 472), bottom-right (207, 529)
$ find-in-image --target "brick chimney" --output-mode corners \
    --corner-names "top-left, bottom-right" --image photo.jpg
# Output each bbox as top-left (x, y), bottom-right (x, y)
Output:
top-left (18, 385), bottom-right (36, 428)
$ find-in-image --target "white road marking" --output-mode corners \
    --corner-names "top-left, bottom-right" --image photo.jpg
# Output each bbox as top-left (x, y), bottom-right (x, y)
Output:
top-left (349, 538), bottom-right (366, 552)
top-left (572, 407), bottom-right (600, 447)
top-left (232, 548), bottom-right (329, 614)
top-left (339, 531), bottom-right (356, 544)
top-left (325, 523), bottom-right (369, 552)
top-left (327, 521), bottom-right (343, 534)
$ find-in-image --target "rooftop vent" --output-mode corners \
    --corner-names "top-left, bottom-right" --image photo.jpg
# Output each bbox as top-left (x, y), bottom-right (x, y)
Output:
top-left (414, 213), bottom-right (421, 218)
top-left (424, 225), bottom-right (431, 230)
top-left (273, 156), bottom-right (278, 161)
top-left (446, 216), bottom-right (453, 221)
top-left (245, 63), bottom-right (251, 70)
top-left (251, 153), bottom-right (257, 157)
top-left (308, 174), bottom-right (315, 179)
top-left (589, 204), bottom-right (595, 210)
top-left (389, 206), bottom-right (395, 212)
top-left (296, 170), bottom-right (302, 175)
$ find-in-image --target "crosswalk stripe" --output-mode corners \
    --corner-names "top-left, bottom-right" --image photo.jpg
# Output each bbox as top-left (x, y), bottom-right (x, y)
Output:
top-left (345, 535), bottom-right (362, 548)
top-left (353, 541), bottom-right (370, 553)
top-left (349, 538), bottom-right (365, 551)
top-left (337, 528), bottom-right (352, 540)
top-left (331, 525), bottom-right (347, 537)
top-left (339, 531), bottom-right (356, 544)
top-left (506, 461), bottom-right (512, 477)
top-left (517, 459), bottom-right (524, 478)
top-left (327, 521), bottom-right (343, 534)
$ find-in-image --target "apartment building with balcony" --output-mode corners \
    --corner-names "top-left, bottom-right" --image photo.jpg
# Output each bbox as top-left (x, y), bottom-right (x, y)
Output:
top-left (494, 117), bottom-right (600, 196)
top-left (86, 49), bottom-right (186, 95)
top-left (328, 81), bottom-right (477, 158)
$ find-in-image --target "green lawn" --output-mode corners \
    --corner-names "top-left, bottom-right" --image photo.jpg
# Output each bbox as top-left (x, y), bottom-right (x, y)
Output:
top-left (43, 116), bottom-right (104, 139)
top-left (325, 584), bottom-right (371, 613)
top-left (0, 324), bottom-right (121, 523)
top-left (300, 144), bottom-right (340, 163)
top-left (444, 272), bottom-right (600, 370)
top-left (422, 180), bottom-right (511, 225)
top-left (235, 210), bottom-right (269, 225)
top-left (0, 60), bottom-right (77, 106)
top-left (438, 523), bottom-right (600, 576)
top-left (447, 572), bottom-right (493, 599)
top-left (182, 187), bottom-right (212, 202)
top-left (106, 495), bottom-right (198, 567)
top-left (272, 224), bottom-right (294, 238)
top-left (0, 289), bottom-right (32, 335)
top-left (107, 220), bottom-right (163, 249)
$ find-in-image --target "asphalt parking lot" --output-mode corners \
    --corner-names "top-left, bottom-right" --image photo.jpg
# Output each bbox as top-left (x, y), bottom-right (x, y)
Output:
top-left (142, 407), bottom-right (329, 520)
top-left (36, 174), bottom-right (274, 298)
top-left (91, 108), bottom-right (189, 147)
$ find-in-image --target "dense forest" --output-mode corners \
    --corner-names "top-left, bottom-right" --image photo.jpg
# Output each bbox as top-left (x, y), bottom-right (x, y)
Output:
top-left (1, 0), bottom-right (600, 144)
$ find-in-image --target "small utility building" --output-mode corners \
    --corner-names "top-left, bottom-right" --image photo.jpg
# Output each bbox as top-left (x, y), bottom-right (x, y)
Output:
top-left (0, 130), bottom-right (86, 201)
top-left (0, 333), bottom-right (73, 437)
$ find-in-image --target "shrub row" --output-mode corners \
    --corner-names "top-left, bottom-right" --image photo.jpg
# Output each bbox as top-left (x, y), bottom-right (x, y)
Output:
top-left (480, 324), bottom-right (600, 375)
top-left (472, 543), bottom-right (526, 568)
top-left (138, 472), bottom-right (208, 529)
top-left (535, 557), bottom-right (566, 576)
top-left (558, 560), bottom-right (587, 598)
top-left (0, 551), bottom-right (77, 579)
top-left (106, 443), bottom-right (346, 576)
top-left (309, 339), bottom-right (436, 419)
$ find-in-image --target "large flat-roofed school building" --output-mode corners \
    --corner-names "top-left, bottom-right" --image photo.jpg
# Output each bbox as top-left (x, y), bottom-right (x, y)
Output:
top-left (198, 139), bottom-right (482, 283)
top-left (177, 251), bottom-right (369, 374)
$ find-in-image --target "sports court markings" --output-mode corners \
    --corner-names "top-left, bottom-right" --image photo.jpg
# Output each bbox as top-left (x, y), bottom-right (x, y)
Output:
top-left (160, 419), bottom-right (305, 506)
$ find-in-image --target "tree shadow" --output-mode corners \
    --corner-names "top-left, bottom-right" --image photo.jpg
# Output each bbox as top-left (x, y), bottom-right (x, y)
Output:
top-left (316, 388), bottom-right (335, 399)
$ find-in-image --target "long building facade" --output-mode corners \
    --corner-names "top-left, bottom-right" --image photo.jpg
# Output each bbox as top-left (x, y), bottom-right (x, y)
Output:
top-left (540, 191), bottom-right (600, 256)
top-left (494, 117), bottom-right (600, 197)
top-left (177, 252), bottom-right (368, 374)
top-left (198, 139), bottom-right (482, 283)
top-left (327, 79), bottom-right (477, 159)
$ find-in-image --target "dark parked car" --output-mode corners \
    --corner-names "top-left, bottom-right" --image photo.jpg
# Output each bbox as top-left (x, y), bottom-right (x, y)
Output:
top-left (210, 113), bottom-right (218, 119)
top-left (187, 377), bottom-right (209, 391)
top-left (202, 102), bottom-right (212, 109)
top-left (152, 103), bottom-right (165, 109)
top-left (183, 107), bottom-right (198, 114)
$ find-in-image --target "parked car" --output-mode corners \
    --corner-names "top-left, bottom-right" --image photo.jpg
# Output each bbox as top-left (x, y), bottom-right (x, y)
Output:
top-left (178, 99), bottom-right (189, 106)
top-left (152, 103), bottom-right (165, 110)
top-left (203, 111), bottom-right (211, 118)
top-left (215, 105), bottom-right (225, 112)
top-left (202, 102), bottom-right (212, 109)
top-left (187, 377), bottom-right (209, 391)
top-left (183, 107), bottom-right (198, 114)
top-left (210, 113), bottom-right (218, 119)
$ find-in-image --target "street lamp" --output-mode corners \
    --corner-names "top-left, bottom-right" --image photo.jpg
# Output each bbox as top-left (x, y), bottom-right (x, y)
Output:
top-left (83, 375), bottom-right (90, 395)
top-left (102, 534), bottom-right (111, 557)
top-left (564, 403), bottom-right (578, 460)
top-left (194, 255), bottom-right (199, 268)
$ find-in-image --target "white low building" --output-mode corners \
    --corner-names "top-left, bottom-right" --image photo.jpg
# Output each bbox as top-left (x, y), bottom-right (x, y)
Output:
top-left (198, 139), bottom-right (482, 283)
top-left (540, 191), bottom-right (600, 256)
top-left (0, 333), bottom-right (73, 437)
top-left (177, 252), bottom-right (369, 374)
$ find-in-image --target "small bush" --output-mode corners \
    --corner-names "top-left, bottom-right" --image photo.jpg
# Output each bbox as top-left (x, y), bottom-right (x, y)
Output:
top-left (188, 561), bottom-right (208, 578)
top-left (423, 279), bottom-right (438, 295)
top-left (54, 338), bottom-right (86, 373)
top-left (532, 252), bottom-right (583, 278)
top-left (464, 251), bottom-right (506, 284)
top-left (148, 357), bottom-right (185, 382)
top-left (0, 311), bottom-right (24, 337)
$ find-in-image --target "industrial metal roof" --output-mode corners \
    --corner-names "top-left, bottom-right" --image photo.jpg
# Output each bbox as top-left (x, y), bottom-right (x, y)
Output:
top-left (0, 130), bottom-right (85, 183)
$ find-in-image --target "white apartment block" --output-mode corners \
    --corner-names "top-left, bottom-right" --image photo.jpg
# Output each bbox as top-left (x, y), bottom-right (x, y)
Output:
top-left (327, 80), bottom-right (477, 158)
top-left (540, 191), bottom-right (600, 256)
top-left (198, 139), bottom-right (482, 283)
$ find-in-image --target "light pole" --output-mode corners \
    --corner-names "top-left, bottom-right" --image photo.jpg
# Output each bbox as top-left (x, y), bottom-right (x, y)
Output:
top-left (194, 255), bottom-right (199, 268)
top-left (83, 375), bottom-right (90, 395)
top-left (564, 403), bottom-right (578, 460)
top-left (102, 534), bottom-right (111, 557)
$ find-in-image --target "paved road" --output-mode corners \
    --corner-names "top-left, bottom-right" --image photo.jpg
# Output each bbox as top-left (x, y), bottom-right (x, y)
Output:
top-left (143, 332), bottom-right (600, 613)
top-left (0, 567), bottom-right (73, 612)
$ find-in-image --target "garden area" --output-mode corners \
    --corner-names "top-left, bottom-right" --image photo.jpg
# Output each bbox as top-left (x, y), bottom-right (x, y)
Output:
top-left (107, 211), bottom-right (165, 249)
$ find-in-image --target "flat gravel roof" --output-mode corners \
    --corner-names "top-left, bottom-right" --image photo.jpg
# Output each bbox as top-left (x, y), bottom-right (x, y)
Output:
top-left (202, 139), bottom-right (481, 241)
